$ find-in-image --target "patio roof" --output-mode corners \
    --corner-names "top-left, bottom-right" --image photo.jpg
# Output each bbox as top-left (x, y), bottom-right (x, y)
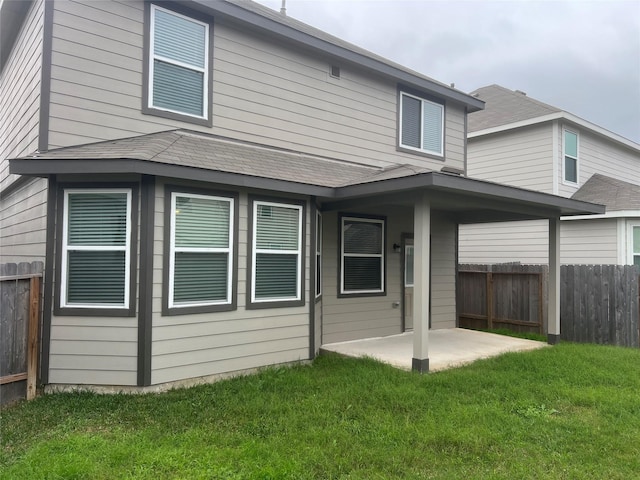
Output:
top-left (10, 129), bottom-right (605, 223)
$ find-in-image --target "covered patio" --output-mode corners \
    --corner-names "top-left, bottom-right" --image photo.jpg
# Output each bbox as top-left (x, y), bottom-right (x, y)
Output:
top-left (320, 328), bottom-right (548, 372)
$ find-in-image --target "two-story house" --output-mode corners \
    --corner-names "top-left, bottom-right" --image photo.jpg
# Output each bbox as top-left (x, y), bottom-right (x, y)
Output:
top-left (459, 85), bottom-right (640, 266)
top-left (1, 0), bottom-right (602, 391)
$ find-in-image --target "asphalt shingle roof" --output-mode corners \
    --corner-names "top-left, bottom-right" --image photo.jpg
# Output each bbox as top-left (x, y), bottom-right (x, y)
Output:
top-left (571, 174), bottom-right (640, 211)
top-left (468, 84), bottom-right (561, 132)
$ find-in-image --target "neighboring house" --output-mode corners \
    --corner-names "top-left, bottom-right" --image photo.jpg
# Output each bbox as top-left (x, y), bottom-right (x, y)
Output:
top-left (459, 84), bottom-right (640, 266)
top-left (1, 1), bottom-right (601, 390)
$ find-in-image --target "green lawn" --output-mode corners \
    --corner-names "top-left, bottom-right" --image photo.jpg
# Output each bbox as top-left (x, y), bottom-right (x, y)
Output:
top-left (2, 343), bottom-right (640, 479)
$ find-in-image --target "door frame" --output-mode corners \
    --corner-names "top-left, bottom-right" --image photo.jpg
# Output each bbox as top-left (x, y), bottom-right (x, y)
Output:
top-left (401, 232), bottom-right (431, 331)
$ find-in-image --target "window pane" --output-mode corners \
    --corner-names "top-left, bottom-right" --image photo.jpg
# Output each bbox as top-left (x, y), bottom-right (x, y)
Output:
top-left (153, 60), bottom-right (204, 116)
top-left (405, 245), bottom-right (414, 286)
top-left (564, 131), bottom-right (578, 157)
top-left (154, 8), bottom-right (206, 68)
top-left (256, 205), bottom-right (299, 250)
top-left (343, 221), bottom-right (382, 254)
top-left (316, 255), bottom-right (321, 296)
top-left (422, 101), bottom-right (443, 154)
top-left (344, 257), bottom-right (382, 291)
top-left (565, 156), bottom-right (577, 183)
top-left (68, 193), bottom-right (127, 246)
top-left (175, 196), bottom-right (230, 248)
top-left (401, 94), bottom-right (421, 148)
top-left (633, 227), bottom-right (640, 253)
top-left (255, 253), bottom-right (298, 299)
top-left (174, 252), bottom-right (228, 303)
top-left (67, 251), bottom-right (125, 304)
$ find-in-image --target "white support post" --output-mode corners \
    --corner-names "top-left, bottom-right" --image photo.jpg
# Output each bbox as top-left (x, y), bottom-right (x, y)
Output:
top-left (413, 193), bottom-right (431, 372)
top-left (548, 217), bottom-right (561, 344)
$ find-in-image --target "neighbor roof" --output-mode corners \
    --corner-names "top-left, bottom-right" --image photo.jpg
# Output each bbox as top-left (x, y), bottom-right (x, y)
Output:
top-left (467, 84), bottom-right (561, 132)
top-left (571, 174), bottom-right (640, 211)
top-left (188, 0), bottom-right (484, 112)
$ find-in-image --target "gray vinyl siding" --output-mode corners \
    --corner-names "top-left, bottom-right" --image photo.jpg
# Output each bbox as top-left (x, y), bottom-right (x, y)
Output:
top-left (46, 0), bottom-right (465, 172)
top-left (0, 0), bottom-right (46, 264)
top-left (0, 0), bottom-right (43, 189)
top-left (467, 123), bottom-right (554, 193)
top-left (321, 208), bottom-right (456, 345)
top-left (557, 122), bottom-right (640, 197)
top-left (459, 218), bottom-right (620, 265)
top-left (151, 180), bottom-right (310, 385)
top-left (0, 178), bottom-right (48, 263)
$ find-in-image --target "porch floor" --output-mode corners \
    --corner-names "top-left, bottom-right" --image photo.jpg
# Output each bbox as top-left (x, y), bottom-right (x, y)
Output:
top-left (320, 328), bottom-right (548, 372)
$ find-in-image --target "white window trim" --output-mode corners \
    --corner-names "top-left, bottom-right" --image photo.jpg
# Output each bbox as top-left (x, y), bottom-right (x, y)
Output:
top-left (404, 244), bottom-right (414, 288)
top-left (399, 91), bottom-right (444, 157)
top-left (251, 201), bottom-right (303, 303)
top-left (628, 221), bottom-right (640, 266)
top-left (168, 192), bottom-right (234, 308)
top-left (340, 216), bottom-right (385, 295)
top-left (60, 189), bottom-right (132, 309)
top-left (562, 128), bottom-right (579, 186)
top-left (149, 4), bottom-right (209, 120)
top-left (316, 211), bottom-right (322, 298)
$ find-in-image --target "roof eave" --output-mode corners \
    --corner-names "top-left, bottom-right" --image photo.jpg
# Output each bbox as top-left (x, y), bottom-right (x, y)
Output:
top-left (188, 0), bottom-right (484, 112)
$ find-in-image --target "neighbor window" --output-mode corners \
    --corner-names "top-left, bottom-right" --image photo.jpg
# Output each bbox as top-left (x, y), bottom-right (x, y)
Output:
top-left (169, 192), bottom-right (234, 309)
top-left (61, 189), bottom-right (132, 309)
top-left (633, 226), bottom-right (640, 267)
top-left (340, 216), bottom-right (385, 295)
top-left (148, 4), bottom-right (209, 120)
top-left (316, 211), bottom-right (322, 298)
top-left (250, 200), bottom-right (303, 305)
top-left (564, 129), bottom-right (579, 184)
top-left (399, 91), bottom-right (444, 156)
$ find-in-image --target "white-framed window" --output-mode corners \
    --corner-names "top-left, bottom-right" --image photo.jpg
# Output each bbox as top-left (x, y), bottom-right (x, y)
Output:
top-left (563, 129), bottom-right (579, 184)
top-left (169, 192), bottom-right (233, 308)
top-left (149, 4), bottom-right (208, 119)
top-left (316, 211), bottom-right (322, 298)
top-left (399, 91), bottom-right (444, 156)
top-left (61, 189), bottom-right (132, 309)
top-left (404, 244), bottom-right (414, 288)
top-left (251, 201), bottom-right (303, 303)
top-left (340, 216), bottom-right (385, 294)
top-left (632, 225), bottom-right (640, 267)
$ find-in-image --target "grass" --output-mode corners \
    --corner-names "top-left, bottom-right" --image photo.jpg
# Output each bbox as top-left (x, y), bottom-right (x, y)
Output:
top-left (2, 343), bottom-right (640, 479)
top-left (480, 328), bottom-right (547, 342)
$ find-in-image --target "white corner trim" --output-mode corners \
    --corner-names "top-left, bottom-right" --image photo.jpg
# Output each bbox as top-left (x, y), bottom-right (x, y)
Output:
top-left (552, 120), bottom-right (559, 195)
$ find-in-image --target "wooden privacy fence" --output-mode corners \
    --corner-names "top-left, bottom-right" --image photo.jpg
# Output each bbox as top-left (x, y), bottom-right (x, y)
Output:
top-left (457, 264), bottom-right (640, 347)
top-left (458, 264), bottom-right (547, 335)
top-left (1, 262), bottom-right (43, 406)
top-left (561, 265), bottom-right (639, 347)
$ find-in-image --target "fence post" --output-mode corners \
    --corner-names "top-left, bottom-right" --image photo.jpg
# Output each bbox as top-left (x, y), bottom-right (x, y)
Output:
top-left (486, 272), bottom-right (493, 329)
top-left (27, 276), bottom-right (40, 400)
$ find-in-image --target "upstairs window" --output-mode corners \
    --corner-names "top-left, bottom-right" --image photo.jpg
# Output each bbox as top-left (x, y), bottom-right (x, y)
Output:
top-left (147, 4), bottom-right (210, 123)
top-left (399, 91), bottom-right (444, 156)
top-left (340, 215), bottom-right (385, 295)
top-left (563, 129), bottom-right (579, 184)
top-left (60, 189), bottom-right (133, 310)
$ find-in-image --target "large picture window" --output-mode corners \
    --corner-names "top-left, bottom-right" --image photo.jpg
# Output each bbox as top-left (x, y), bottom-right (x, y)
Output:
top-left (340, 216), bottom-right (385, 295)
top-left (399, 91), bottom-right (444, 156)
top-left (147, 4), bottom-right (209, 121)
top-left (563, 129), bottom-right (579, 184)
top-left (61, 189), bottom-right (132, 309)
top-left (250, 200), bottom-right (304, 306)
top-left (168, 192), bottom-right (234, 310)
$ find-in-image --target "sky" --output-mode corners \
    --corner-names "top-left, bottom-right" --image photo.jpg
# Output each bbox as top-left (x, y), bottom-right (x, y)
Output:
top-left (254, 0), bottom-right (640, 144)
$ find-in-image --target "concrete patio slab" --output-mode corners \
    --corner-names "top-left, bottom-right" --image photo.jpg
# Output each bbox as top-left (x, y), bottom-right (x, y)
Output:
top-left (320, 328), bottom-right (548, 372)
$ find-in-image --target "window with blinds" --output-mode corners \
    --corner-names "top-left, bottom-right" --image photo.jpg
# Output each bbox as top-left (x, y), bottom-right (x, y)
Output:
top-left (564, 129), bottom-right (579, 184)
top-left (251, 201), bottom-right (303, 303)
top-left (169, 192), bottom-right (233, 308)
top-left (340, 216), bottom-right (385, 294)
top-left (149, 5), bottom-right (208, 118)
top-left (399, 91), bottom-right (444, 156)
top-left (61, 190), bottom-right (131, 308)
